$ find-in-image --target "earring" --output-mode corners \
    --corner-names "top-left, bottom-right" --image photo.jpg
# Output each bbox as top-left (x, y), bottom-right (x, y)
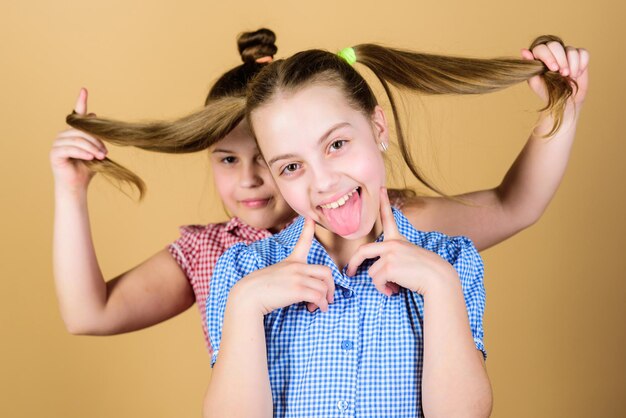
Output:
top-left (379, 142), bottom-right (388, 152)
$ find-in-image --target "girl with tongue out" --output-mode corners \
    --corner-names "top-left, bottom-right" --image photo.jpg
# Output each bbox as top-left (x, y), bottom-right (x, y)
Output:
top-left (203, 36), bottom-right (588, 417)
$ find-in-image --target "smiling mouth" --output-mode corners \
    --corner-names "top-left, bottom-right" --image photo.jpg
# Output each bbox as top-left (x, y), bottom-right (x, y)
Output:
top-left (319, 187), bottom-right (360, 209)
top-left (240, 197), bottom-right (272, 208)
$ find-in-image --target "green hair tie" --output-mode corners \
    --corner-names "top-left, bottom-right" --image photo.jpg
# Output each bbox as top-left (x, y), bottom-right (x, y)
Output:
top-left (337, 47), bottom-right (356, 65)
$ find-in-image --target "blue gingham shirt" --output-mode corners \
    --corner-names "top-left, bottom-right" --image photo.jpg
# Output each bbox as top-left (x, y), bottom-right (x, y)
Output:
top-left (207, 208), bottom-right (486, 417)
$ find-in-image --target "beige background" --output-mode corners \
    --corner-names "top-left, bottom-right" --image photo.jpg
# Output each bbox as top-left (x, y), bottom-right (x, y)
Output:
top-left (1, 0), bottom-right (624, 417)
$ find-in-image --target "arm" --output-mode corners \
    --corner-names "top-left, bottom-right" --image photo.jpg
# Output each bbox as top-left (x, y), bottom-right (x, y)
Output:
top-left (402, 42), bottom-right (589, 251)
top-left (52, 89), bottom-right (194, 335)
top-left (203, 287), bottom-right (273, 418)
top-left (348, 190), bottom-right (491, 417)
top-left (203, 219), bottom-right (333, 418)
top-left (420, 252), bottom-right (491, 418)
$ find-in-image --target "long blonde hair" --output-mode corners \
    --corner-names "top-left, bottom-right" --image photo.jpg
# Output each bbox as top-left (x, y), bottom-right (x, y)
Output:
top-left (66, 28), bottom-right (277, 198)
top-left (67, 35), bottom-right (574, 198)
top-left (245, 35), bottom-right (574, 197)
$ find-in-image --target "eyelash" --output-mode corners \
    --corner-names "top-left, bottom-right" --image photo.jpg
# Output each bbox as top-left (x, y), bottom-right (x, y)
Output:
top-left (280, 162), bottom-right (301, 177)
top-left (220, 156), bottom-right (237, 164)
top-left (329, 139), bottom-right (347, 152)
top-left (278, 139), bottom-right (348, 176)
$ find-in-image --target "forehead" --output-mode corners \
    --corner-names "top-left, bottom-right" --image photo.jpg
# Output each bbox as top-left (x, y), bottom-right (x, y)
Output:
top-left (251, 84), bottom-right (363, 150)
top-left (211, 120), bottom-right (258, 152)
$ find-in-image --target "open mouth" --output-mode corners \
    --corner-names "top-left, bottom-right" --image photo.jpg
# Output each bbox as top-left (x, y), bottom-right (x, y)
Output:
top-left (318, 187), bottom-right (362, 236)
top-left (319, 187), bottom-right (360, 209)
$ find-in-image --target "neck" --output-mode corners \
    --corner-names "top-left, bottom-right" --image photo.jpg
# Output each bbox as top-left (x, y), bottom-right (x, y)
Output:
top-left (314, 217), bottom-right (383, 268)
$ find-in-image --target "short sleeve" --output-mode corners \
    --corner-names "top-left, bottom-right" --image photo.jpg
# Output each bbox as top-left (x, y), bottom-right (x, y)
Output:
top-left (168, 225), bottom-right (204, 279)
top-left (206, 243), bottom-right (260, 367)
top-left (447, 236), bottom-right (487, 359)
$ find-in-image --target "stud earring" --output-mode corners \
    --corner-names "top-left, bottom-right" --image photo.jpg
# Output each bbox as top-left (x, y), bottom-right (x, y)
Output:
top-left (379, 142), bottom-right (388, 152)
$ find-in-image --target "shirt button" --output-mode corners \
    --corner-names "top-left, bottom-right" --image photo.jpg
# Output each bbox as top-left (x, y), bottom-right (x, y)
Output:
top-left (341, 340), bottom-right (353, 350)
top-left (337, 400), bottom-right (349, 412)
top-left (342, 289), bottom-right (352, 298)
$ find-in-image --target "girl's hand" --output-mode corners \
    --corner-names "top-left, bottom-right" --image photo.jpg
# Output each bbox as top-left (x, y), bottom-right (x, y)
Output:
top-left (346, 188), bottom-right (458, 296)
top-left (231, 218), bottom-right (335, 315)
top-left (522, 41), bottom-right (590, 106)
top-left (50, 88), bottom-right (108, 193)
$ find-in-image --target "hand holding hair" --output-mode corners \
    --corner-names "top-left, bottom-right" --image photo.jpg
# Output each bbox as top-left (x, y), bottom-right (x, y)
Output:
top-left (50, 88), bottom-right (109, 193)
top-left (521, 37), bottom-right (589, 107)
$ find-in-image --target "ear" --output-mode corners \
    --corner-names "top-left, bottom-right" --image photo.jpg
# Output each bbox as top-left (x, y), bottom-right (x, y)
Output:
top-left (370, 105), bottom-right (389, 145)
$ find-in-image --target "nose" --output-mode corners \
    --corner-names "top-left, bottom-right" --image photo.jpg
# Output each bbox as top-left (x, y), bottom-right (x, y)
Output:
top-left (311, 159), bottom-right (340, 194)
top-left (239, 160), bottom-right (264, 188)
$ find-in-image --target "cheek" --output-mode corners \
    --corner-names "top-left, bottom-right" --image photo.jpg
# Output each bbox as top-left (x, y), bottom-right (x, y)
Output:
top-left (275, 180), bottom-right (309, 214)
top-left (352, 148), bottom-right (386, 187)
top-left (212, 167), bottom-right (237, 201)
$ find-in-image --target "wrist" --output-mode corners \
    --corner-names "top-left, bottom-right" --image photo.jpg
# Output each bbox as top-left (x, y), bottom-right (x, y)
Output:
top-left (533, 102), bottom-right (582, 137)
top-left (54, 184), bottom-right (89, 201)
top-left (227, 280), bottom-right (267, 318)
top-left (421, 262), bottom-right (461, 297)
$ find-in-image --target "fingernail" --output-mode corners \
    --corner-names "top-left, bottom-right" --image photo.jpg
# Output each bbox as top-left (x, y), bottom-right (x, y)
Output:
top-left (551, 64), bottom-right (559, 71)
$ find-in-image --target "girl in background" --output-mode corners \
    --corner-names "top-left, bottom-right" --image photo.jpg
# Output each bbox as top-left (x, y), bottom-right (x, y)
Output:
top-left (203, 36), bottom-right (587, 417)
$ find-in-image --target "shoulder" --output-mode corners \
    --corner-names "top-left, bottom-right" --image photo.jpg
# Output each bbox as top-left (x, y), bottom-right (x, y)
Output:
top-left (176, 222), bottom-right (228, 241)
top-left (394, 208), bottom-right (483, 270)
top-left (214, 218), bottom-right (299, 274)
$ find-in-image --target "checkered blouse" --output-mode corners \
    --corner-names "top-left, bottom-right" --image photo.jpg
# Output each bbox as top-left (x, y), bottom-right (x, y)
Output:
top-left (168, 217), bottom-right (272, 352)
top-left (207, 208), bottom-right (486, 417)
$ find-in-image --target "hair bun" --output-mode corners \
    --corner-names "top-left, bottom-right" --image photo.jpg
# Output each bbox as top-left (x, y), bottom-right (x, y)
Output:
top-left (237, 28), bottom-right (277, 64)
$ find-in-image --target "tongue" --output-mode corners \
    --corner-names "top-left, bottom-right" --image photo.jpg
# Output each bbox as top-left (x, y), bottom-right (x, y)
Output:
top-left (320, 190), bottom-right (361, 236)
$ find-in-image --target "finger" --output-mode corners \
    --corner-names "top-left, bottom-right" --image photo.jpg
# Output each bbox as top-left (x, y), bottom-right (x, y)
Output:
top-left (289, 217), bottom-right (315, 262)
top-left (52, 137), bottom-right (107, 159)
top-left (304, 283), bottom-right (329, 312)
top-left (346, 241), bottom-right (388, 276)
top-left (545, 41), bottom-right (569, 76)
top-left (306, 302), bottom-right (320, 313)
top-left (379, 187), bottom-right (401, 241)
top-left (520, 48), bottom-right (534, 61)
top-left (576, 49), bottom-right (590, 82)
top-left (300, 265), bottom-right (335, 304)
top-left (300, 284), bottom-right (329, 312)
top-left (370, 275), bottom-right (394, 297)
top-left (73, 88), bottom-right (88, 115)
top-left (531, 44), bottom-right (559, 72)
top-left (50, 145), bottom-right (98, 162)
top-left (56, 129), bottom-right (107, 153)
top-left (578, 48), bottom-right (590, 73)
top-left (367, 258), bottom-right (401, 295)
top-left (565, 47), bottom-right (579, 79)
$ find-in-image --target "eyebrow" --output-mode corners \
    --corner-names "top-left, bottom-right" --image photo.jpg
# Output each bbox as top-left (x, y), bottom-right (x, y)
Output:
top-left (266, 122), bottom-right (351, 167)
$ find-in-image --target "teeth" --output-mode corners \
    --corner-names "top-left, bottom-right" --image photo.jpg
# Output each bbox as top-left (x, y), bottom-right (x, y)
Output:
top-left (321, 188), bottom-right (358, 209)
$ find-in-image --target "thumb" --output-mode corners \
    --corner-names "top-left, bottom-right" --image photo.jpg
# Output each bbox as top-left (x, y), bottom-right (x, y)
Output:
top-left (74, 87), bottom-right (88, 115)
top-left (521, 50), bottom-right (546, 101)
top-left (289, 218), bottom-right (315, 262)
